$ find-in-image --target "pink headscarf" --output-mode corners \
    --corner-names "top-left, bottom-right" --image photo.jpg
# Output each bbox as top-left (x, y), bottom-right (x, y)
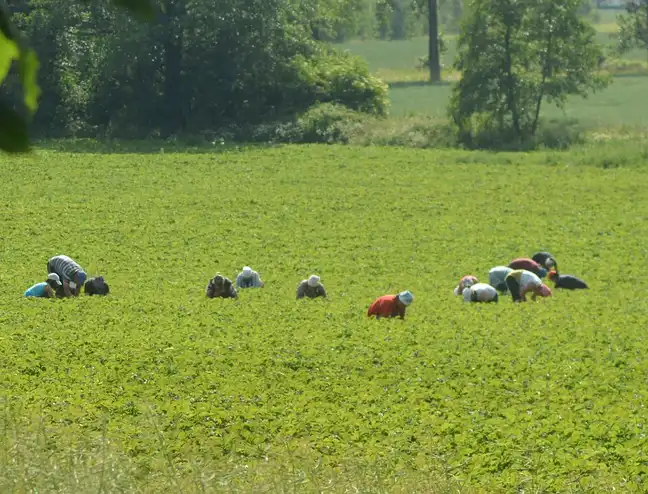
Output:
top-left (539, 284), bottom-right (552, 297)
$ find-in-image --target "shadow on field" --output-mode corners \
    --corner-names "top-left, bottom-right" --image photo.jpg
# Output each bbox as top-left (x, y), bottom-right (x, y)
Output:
top-left (388, 80), bottom-right (454, 89)
top-left (33, 139), bottom-right (277, 155)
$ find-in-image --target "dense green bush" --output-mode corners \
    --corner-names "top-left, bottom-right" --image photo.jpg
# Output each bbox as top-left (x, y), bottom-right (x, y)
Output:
top-left (11, 0), bottom-right (391, 139)
top-left (285, 49), bottom-right (390, 117)
top-left (294, 103), bottom-right (366, 143)
top-left (96, 29), bottom-right (388, 136)
top-left (534, 118), bottom-right (587, 149)
top-left (453, 114), bottom-right (586, 151)
top-left (247, 103), bottom-right (365, 144)
top-left (351, 115), bottom-right (457, 148)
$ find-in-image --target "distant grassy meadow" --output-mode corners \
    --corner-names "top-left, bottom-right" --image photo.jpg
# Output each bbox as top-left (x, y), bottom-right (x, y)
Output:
top-left (339, 11), bottom-right (648, 126)
top-left (2, 142), bottom-right (648, 492)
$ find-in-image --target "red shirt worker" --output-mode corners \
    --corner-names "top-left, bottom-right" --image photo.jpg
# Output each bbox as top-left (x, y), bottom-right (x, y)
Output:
top-left (367, 290), bottom-right (414, 320)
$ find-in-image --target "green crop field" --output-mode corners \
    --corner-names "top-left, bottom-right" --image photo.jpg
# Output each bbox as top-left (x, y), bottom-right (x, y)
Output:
top-left (339, 12), bottom-right (648, 125)
top-left (2, 142), bottom-right (648, 493)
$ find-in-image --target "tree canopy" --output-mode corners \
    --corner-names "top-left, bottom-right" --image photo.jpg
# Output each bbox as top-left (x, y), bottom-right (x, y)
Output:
top-left (448, 0), bottom-right (609, 149)
top-left (2, 0), bottom-right (398, 150)
top-left (617, 0), bottom-right (648, 55)
top-left (0, 0), bottom-right (615, 152)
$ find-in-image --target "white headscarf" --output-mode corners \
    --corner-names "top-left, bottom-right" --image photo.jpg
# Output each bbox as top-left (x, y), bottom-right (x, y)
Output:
top-left (307, 275), bottom-right (320, 287)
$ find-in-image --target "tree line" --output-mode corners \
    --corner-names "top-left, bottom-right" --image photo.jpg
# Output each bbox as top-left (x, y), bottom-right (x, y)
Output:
top-left (1, 0), bottom-right (647, 152)
top-left (9, 0), bottom-right (453, 142)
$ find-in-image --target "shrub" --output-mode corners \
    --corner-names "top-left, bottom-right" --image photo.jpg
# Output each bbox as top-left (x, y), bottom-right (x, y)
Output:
top-left (600, 58), bottom-right (648, 76)
top-left (534, 118), bottom-right (586, 149)
top-left (238, 104), bottom-right (364, 144)
top-left (453, 115), bottom-right (586, 151)
top-left (284, 48), bottom-right (390, 117)
top-left (352, 115), bottom-right (457, 149)
top-left (294, 103), bottom-right (366, 144)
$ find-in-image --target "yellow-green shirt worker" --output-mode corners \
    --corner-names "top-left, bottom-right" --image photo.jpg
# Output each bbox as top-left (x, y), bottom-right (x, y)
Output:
top-left (505, 269), bottom-right (552, 303)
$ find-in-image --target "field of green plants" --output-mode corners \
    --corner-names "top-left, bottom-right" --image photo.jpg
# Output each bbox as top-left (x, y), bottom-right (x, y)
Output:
top-left (2, 142), bottom-right (648, 492)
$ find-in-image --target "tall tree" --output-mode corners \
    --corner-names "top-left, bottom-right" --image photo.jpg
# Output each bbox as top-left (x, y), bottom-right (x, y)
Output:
top-left (449, 0), bottom-right (609, 148)
top-left (617, 0), bottom-right (648, 57)
top-left (428, 0), bottom-right (441, 81)
top-left (160, 0), bottom-right (185, 136)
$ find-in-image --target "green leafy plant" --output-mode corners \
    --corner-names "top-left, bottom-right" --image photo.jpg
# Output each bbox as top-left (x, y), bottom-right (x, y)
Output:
top-left (0, 3), bottom-right (40, 151)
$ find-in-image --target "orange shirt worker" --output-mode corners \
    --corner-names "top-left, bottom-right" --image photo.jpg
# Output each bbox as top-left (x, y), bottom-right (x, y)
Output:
top-left (367, 291), bottom-right (414, 320)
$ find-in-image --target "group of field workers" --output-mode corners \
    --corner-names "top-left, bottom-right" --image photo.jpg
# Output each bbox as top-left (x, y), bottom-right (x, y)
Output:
top-left (204, 252), bottom-right (588, 319)
top-left (206, 267), bottom-right (326, 299)
top-left (206, 267), bottom-right (415, 320)
top-left (455, 251), bottom-right (588, 304)
top-left (205, 266), bottom-right (266, 299)
top-left (24, 255), bottom-right (110, 298)
top-left (25, 251), bottom-right (585, 317)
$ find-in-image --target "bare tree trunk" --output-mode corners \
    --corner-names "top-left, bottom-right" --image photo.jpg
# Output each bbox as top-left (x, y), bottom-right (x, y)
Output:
top-left (503, 25), bottom-right (520, 137)
top-left (392, 0), bottom-right (406, 40)
top-left (428, 0), bottom-right (441, 82)
top-left (532, 7), bottom-right (555, 136)
top-left (161, 0), bottom-right (186, 136)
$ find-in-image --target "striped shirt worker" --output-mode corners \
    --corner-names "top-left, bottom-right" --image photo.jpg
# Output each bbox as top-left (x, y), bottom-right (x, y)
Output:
top-left (47, 255), bottom-right (87, 296)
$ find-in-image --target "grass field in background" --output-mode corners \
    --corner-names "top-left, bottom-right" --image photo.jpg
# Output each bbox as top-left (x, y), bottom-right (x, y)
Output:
top-left (339, 12), bottom-right (646, 75)
top-left (385, 75), bottom-right (648, 126)
top-left (2, 143), bottom-right (648, 492)
top-left (339, 11), bottom-right (648, 125)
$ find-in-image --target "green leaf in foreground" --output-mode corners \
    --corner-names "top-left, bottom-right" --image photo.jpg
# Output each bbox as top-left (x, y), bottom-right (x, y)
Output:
top-left (0, 102), bottom-right (30, 152)
top-left (0, 27), bottom-right (19, 83)
top-left (0, 8), bottom-right (35, 152)
top-left (19, 49), bottom-right (40, 115)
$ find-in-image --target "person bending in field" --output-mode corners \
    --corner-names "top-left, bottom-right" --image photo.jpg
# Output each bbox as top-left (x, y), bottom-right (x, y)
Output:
top-left (531, 251), bottom-right (558, 271)
top-left (84, 276), bottom-right (110, 296)
top-left (235, 266), bottom-right (264, 289)
top-left (488, 266), bottom-right (513, 293)
top-left (548, 270), bottom-right (588, 290)
top-left (206, 274), bottom-right (238, 299)
top-left (508, 258), bottom-right (547, 278)
top-left (47, 255), bottom-right (87, 297)
top-left (367, 291), bottom-right (414, 320)
top-left (296, 275), bottom-right (327, 299)
top-left (24, 273), bottom-right (63, 298)
top-left (505, 269), bottom-right (552, 303)
top-left (453, 275), bottom-right (479, 296)
top-left (463, 283), bottom-right (499, 303)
